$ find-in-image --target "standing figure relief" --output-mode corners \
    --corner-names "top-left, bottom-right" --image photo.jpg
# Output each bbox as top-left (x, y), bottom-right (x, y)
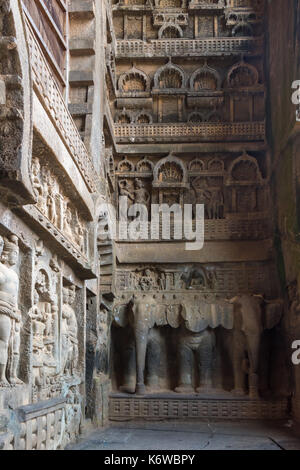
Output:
top-left (0, 235), bottom-right (23, 387)
top-left (62, 285), bottom-right (79, 377)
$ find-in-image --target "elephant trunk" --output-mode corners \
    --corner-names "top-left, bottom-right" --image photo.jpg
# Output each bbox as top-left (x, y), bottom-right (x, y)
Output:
top-left (134, 324), bottom-right (149, 395)
top-left (247, 333), bottom-right (261, 399)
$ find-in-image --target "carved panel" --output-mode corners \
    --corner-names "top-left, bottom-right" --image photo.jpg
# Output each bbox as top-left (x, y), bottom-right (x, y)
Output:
top-left (31, 156), bottom-right (89, 257)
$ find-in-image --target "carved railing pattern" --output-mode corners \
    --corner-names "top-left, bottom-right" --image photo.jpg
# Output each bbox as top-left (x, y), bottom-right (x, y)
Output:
top-left (116, 37), bottom-right (263, 57)
top-left (226, 0), bottom-right (264, 8)
top-left (114, 122), bottom-right (265, 140)
top-left (115, 217), bottom-right (271, 242)
top-left (26, 24), bottom-right (98, 193)
top-left (190, 0), bottom-right (263, 7)
top-left (189, 0), bottom-right (226, 8)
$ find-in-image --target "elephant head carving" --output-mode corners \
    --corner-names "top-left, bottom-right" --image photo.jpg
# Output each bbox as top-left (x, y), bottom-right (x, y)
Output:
top-left (181, 301), bottom-right (234, 332)
top-left (228, 294), bottom-right (283, 334)
top-left (113, 302), bottom-right (130, 328)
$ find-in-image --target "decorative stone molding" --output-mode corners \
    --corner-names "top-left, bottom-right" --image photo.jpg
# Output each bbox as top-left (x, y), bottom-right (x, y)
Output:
top-left (109, 395), bottom-right (288, 421)
top-left (26, 23), bottom-right (99, 194)
top-left (115, 262), bottom-right (276, 295)
top-left (0, 0), bottom-right (34, 203)
top-left (114, 121), bottom-right (266, 142)
top-left (116, 37), bottom-right (264, 58)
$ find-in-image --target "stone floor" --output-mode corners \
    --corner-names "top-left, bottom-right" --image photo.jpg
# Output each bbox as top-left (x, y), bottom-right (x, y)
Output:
top-left (69, 420), bottom-right (300, 450)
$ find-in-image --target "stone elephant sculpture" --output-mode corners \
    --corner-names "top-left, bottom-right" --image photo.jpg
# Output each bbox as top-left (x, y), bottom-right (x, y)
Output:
top-left (228, 294), bottom-right (283, 398)
top-left (113, 294), bottom-right (180, 394)
top-left (113, 295), bottom-right (234, 395)
top-left (175, 300), bottom-right (233, 394)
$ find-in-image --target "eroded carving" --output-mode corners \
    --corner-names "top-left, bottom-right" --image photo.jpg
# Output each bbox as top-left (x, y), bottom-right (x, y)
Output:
top-left (0, 235), bottom-right (23, 387)
top-left (62, 285), bottom-right (79, 377)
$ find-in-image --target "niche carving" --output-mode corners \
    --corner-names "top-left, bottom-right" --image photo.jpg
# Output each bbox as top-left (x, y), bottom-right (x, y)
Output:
top-left (190, 64), bottom-right (221, 92)
top-left (118, 67), bottom-right (150, 94)
top-left (227, 61), bottom-right (259, 88)
top-left (154, 63), bottom-right (185, 89)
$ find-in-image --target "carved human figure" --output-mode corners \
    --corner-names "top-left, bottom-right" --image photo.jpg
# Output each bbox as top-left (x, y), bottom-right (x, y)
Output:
top-left (207, 189), bottom-right (224, 220)
top-left (191, 179), bottom-right (211, 218)
top-left (179, 266), bottom-right (208, 290)
top-left (44, 302), bottom-right (55, 338)
top-left (47, 178), bottom-right (58, 226)
top-left (32, 158), bottom-right (43, 207)
top-left (40, 167), bottom-right (50, 216)
top-left (118, 179), bottom-right (135, 219)
top-left (63, 202), bottom-right (74, 240)
top-left (74, 211), bottom-right (85, 253)
top-left (94, 306), bottom-right (109, 376)
top-left (134, 179), bottom-right (150, 206)
top-left (30, 290), bottom-right (46, 383)
top-left (62, 286), bottom-right (79, 376)
top-left (133, 267), bottom-right (161, 291)
top-left (0, 235), bottom-right (23, 386)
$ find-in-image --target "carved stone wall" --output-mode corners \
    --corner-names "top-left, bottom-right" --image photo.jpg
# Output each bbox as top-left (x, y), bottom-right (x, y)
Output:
top-left (109, 0), bottom-right (290, 419)
top-left (0, 0), bottom-right (299, 449)
top-left (0, 0), bottom-right (113, 450)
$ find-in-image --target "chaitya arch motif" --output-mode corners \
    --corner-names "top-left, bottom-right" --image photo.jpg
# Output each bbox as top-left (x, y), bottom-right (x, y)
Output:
top-left (136, 157), bottom-right (154, 173)
top-left (154, 61), bottom-right (186, 89)
top-left (232, 21), bottom-right (254, 37)
top-left (154, 0), bottom-right (183, 8)
top-left (158, 24), bottom-right (183, 39)
top-left (118, 157), bottom-right (135, 173)
top-left (135, 111), bottom-right (153, 124)
top-left (190, 63), bottom-right (221, 92)
top-left (189, 158), bottom-right (205, 172)
top-left (118, 66), bottom-right (150, 94)
top-left (115, 110), bottom-right (133, 124)
top-left (227, 61), bottom-right (259, 88)
top-left (227, 153), bottom-right (263, 183)
top-left (154, 154), bottom-right (187, 184)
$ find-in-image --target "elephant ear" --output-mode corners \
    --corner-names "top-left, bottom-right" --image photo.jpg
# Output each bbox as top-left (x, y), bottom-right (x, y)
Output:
top-left (182, 302), bottom-right (210, 332)
top-left (210, 303), bottom-right (234, 330)
top-left (182, 302), bottom-right (234, 332)
top-left (166, 304), bottom-right (182, 328)
top-left (131, 297), bottom-right (157, 329)
top-left (155, 304), bottom-right (168, 327)
top-left (113, 303), bottom-right (129, 328)
top-left (264, 300), bottom-right (283, 330)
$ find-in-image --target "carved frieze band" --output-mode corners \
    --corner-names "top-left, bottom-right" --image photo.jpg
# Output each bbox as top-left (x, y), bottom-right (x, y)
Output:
top-left (115, 263), bottom-right (276, 297)
top-left (116, 37), bottom-right (264, 58)
top-left (114, 122), bottom-right (265, 141)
